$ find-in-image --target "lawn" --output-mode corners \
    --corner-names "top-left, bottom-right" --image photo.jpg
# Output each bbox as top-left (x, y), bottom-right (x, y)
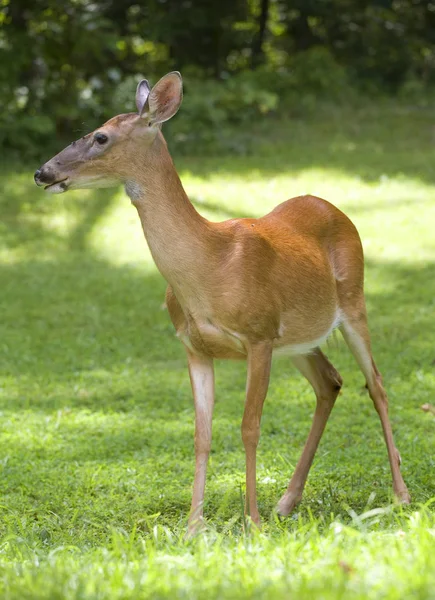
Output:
top-left (0, 102), bottom-right (434, 599)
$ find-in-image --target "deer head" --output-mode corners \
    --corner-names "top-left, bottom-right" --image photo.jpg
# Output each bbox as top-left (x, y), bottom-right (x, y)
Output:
top-left (34, 72), bottom-right (183, 194)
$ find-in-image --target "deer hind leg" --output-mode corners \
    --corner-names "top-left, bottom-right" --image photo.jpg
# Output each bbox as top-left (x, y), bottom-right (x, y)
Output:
top-left (277, 348), bottom-right (342, 516)
top-left (339, 309), bottom-right (411, 504)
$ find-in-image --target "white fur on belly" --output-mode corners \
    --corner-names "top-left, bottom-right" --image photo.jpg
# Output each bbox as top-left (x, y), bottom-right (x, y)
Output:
top-left (274, 310), bottom-right (342, 357)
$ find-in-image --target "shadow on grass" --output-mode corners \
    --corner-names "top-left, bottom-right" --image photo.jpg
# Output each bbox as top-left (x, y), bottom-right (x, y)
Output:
top-left (191, 197), bottom-right (254, 219)
top-left (0, 168), bottom-right (119, 252)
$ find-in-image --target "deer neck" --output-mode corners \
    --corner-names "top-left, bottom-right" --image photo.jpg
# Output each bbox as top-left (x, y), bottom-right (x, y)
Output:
top-left (125, 132), bottom-right (212, 306)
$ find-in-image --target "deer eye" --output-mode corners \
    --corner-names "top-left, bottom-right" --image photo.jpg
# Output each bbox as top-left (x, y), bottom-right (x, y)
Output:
top-left (94, 132), bottom-right (108, 145)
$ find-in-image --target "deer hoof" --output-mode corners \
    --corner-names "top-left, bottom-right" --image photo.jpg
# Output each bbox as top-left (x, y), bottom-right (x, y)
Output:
top-left (276, 491), bottom-right (302, 517)
top-left (185, 517), bottom-right (206, 540)
top-left (395, 489), bottom-right (411, 505)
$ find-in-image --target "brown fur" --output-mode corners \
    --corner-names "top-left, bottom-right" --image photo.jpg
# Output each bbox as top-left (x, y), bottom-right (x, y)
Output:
top-left (35, 73), bottom-right (410, 533)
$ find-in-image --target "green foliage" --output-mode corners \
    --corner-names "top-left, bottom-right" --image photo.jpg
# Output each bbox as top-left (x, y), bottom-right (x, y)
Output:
top-left (398, 74), bottom-right (435, 108)
top-left (2, 0), bottom-right (435, 157)
top-left (169, 73), bottom-right (279, 153)
top-left (0, 114), bottom-right (55, 160)
top-left (287, 46), bottom-right (351, 99)
top-left (0, 105), bottom-right (435, 598)
top-left (164, 50), bottom-right (353, 153)
top-left (237, 48), bottom-right (354, 118)
top-left (113, 50), bottom-right (353, 156)
top-left (112, 72), bottom-right (279, 154)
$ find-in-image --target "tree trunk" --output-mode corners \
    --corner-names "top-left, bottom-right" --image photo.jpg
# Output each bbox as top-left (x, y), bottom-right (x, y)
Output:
top-left (251, 0), bottom-right (270, 68)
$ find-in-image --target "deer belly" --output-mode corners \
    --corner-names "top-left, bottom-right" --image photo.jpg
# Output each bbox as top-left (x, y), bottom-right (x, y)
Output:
top-left (274, 309), bottom-right (341, 356)
top-left (177, 321), bottom-right (247, 359)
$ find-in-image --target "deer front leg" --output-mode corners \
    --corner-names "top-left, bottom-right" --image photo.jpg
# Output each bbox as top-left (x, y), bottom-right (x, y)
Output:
top-left (186, 350), bottom-right (215, 535)
top-left (241, 341), bottom-right (273, 527)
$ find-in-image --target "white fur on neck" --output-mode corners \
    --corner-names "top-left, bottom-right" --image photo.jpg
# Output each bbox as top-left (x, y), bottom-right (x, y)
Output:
top-left (125, 180), bottom-right (143, 203)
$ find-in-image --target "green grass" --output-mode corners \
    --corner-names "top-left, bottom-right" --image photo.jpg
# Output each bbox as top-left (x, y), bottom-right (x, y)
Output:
top-left (0, 102), bottom-right (435, 599)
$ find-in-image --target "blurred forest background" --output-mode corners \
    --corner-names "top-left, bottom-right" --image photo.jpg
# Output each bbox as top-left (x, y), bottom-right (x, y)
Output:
top-left (2, 0), bottom-right (435, 158)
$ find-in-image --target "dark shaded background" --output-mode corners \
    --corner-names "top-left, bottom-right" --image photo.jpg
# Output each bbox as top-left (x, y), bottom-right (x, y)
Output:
top-left (2, 0), bottom-right (435, 158)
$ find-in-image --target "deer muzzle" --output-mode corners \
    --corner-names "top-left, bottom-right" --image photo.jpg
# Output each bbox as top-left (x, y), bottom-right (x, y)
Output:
top-left (34, 164), bottom-right (69, 194)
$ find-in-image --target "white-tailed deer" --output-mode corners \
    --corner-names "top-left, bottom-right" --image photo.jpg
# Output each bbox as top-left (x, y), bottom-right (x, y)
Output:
top-left (35, 72), bottom-right (410, 532)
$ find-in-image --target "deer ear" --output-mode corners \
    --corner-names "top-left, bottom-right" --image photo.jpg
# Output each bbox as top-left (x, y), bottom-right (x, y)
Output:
top-left (136, 79), bottom-right (151, 115)
top-left (147, 72), bottom-right (183, 124)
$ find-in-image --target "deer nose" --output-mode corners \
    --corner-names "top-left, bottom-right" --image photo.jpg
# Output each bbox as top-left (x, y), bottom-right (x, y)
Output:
top-left (34, 166), bottom-right (55, 186)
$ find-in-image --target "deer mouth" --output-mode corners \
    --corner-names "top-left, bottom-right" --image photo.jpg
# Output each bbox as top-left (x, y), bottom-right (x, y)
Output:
top-left (44, 178), bottom-right (69, 194)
